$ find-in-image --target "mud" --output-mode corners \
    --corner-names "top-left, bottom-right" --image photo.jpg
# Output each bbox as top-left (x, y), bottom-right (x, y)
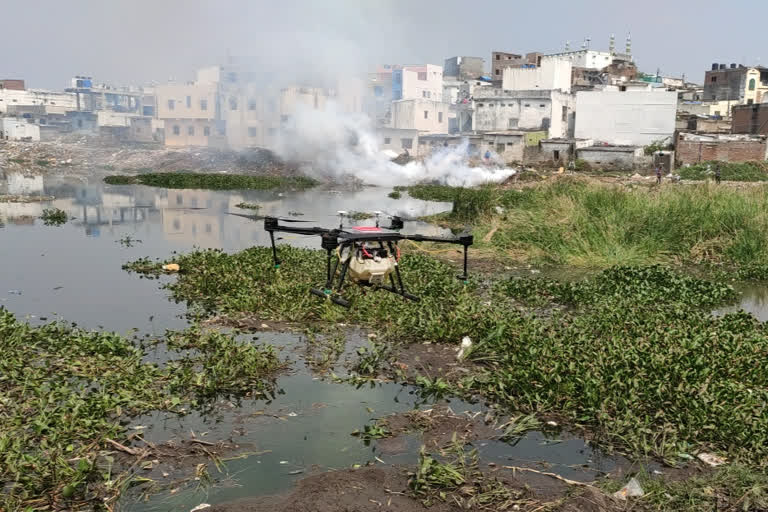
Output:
top-left (380, 406), bottom-right (500, 451)
top-left (391, 342), bottom-right (480, 384)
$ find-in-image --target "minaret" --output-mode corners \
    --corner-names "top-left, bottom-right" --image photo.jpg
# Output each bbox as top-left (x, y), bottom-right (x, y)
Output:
top-left (626, 33), bottom-right (632, 60)
top-left (609, 34), bottom-right (616, 55)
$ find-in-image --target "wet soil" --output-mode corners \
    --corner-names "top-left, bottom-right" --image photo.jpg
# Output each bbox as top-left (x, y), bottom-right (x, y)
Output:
top-left (391, 343), bottom-right (481, 384)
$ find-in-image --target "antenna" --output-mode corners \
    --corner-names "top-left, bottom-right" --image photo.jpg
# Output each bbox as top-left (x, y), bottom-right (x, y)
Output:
top-left (565, 40), bottom-right (571, 51)
top-left (585, 37), bottom-right (591, 50)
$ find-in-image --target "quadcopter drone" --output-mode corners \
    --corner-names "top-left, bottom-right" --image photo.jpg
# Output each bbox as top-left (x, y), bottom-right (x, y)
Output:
top-left (242, 211), bottom-right (473, 308)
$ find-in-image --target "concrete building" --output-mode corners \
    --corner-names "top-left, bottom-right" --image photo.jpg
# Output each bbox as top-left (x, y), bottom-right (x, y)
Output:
top-left (732, 103), bottom-right (768, 135)
top-left (676, 132), bottom-right (768, 165)
top-left (0, 117), bottom-right (40, 141)
top-left (0, 88), bottom-right (77, 115)
top-left (677, 99), bottom-right (737, 118)
top-left (704, 64), bottom-right (768, 104)
top-left (0, 79), bottom-right (25, 90)
top-left (537, 138), bottom-right (594, 163)
top-left (574, 89), bottom-right (677, 146)
top-left (576, 145), bottom-right (644, 170)
top-left (502, 60), bottom-right (572, 93)
top-left (491, 52), bottom-right (541, 79)
top-left (393, 65), bottom-right (443, 102)
top-left (457, 88), bottom-right (574, 138)
top-left (377, 127), bottom-right (420, 154)
top-left (443, 57), bottom-right (485, 80)
top-left (390, 99), bottom-right (449, 133)
top-left (542, 50), bottom-right (614, 71)
top-left (155, 81), bottom-right (223, 147)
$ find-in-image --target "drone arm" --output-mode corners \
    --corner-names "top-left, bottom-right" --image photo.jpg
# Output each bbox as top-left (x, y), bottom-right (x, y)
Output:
top-left (401, 233), bottom-right (473, 282)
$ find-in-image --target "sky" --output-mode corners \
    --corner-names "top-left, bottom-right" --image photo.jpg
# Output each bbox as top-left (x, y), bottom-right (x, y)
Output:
top-left (4, 0), bottom-right (766, 90)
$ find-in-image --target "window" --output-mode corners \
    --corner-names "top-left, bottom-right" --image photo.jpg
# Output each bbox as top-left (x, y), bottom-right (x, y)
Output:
top-left (496, 54), bottom-right (500, 60)
top-left (524, 103), bottom-right (531, 107)
top-left (248, 100), bottom-right (257, 110)
top-left (711, 76), bottom-right (717, 83)
top-left (748, 99), bottom-right (754, 105)
top-left (384, 137), bottom-right (391, 144)
top-left (77, 119), bottom-right (83, 128)
top-left (188, 125), bottom-right (194, 136)
top-left (749, 78), bottom-right (756, 91)
top-left (422, 90), bottom-right (427, 98)
top-left (167, 99), bottom-right (175, 110)
top-left (417, 72), bottom-right (427, 80)
top-left (401, 138), bottom-right (413, 149)
top-left (562, 105), bottom-right (568, 122)
top-left (248, 127), bottom-right (258, 137)
top-left (173, 125), bottom-right (180, 135)
top-left (186, 96), bottom-right (191, 108)
top-left (495, 69), bottom-right (500, 76)
top-left (373, 86), bottom-right (383, 97)
top-left (508, 118), bottom-right (518, 128)
top-left (204, 126), bottom-right (210, 136)
top-left (438, 112), bottom-right (443, 123)
top-left (200, 99), bottom-right (208, 111)
top-left (424, 110), bottom-right (429, 119)
top-left (229, 97), bottom-right (238, 110)
top-left (478, 103), bottom-right (484, 107)
top-left (496, 144), bottom-right (505, 153)
top-left (540, 104), bottom-right (546, 107)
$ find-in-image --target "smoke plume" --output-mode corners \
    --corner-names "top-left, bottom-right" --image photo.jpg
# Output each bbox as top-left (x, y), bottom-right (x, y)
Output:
top-left (275, 103), bottom-right (516, 187)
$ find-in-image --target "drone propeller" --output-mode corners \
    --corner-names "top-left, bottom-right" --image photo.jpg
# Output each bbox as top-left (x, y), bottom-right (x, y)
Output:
top-left (226, 212), bottom-right (315, 223)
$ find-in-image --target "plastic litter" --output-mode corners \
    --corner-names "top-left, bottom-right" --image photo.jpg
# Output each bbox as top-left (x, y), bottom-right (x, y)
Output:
top-left (457, 336), bottom-right (472, 360)
top-left (162, 263), bottom-right (180, 272)
top-left (613, 477), bottom-right (644, 500)
top-left (697, 452), bottom-right (727, 467)
top-left (190, 505), bottom-right (211, 512)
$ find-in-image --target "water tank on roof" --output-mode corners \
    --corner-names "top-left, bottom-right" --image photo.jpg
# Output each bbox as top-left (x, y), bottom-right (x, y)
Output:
top-left (731, 63), bottom-right (737, 69)
top-left (719, 64), bottom-right (726, 70)
top-left (712, 63), bottom-right (719, 70)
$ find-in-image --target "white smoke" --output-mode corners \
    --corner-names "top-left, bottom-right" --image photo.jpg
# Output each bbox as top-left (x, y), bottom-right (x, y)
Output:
top-left (275, 103), bottom-right (516, 187)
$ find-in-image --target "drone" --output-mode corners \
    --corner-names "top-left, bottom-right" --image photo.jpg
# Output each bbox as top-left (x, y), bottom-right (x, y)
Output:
top-left (235, 210), bottom-right (473, 308)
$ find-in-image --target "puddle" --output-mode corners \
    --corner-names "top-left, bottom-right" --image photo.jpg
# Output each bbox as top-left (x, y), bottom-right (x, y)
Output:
top-left (714, 283), bottom-right (768, 321)
top-left (1, 172), bottom-right (627, 510)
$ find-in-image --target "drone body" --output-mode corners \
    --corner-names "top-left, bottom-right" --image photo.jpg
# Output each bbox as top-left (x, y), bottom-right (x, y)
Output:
top-left (263, 214), bottom-right (473, 308)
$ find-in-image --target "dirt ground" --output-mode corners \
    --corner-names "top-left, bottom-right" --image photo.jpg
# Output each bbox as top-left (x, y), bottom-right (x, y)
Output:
top-left (390, 342), bottom-right (481, 384)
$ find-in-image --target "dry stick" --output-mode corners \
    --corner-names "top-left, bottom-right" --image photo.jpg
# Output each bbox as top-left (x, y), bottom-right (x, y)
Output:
top-left (502, 465), bottom-right (595, 487)
top-left (188, 438), bottom-right (216, 446)
top-left (105, 438), bottom-right (143, 456)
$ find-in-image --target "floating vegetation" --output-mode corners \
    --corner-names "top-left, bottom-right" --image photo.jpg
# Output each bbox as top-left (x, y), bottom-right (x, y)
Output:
top-left (104, 173), bottom-right (316, 190)
top-left (39, 208), bottom-right (68, 226)
top-left (235, 202), bottom-right (261, 211)
top-left (117, 235), bottom-right (142, 247)
top-left (388, 190), bottom-right (402, 199)
top-left (0, 309), bottom-right (282, 510)
top-left (346, 211), bottom-right (374, 221)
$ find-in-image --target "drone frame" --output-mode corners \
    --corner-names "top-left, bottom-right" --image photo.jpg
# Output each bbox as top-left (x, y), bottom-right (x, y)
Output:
top-left (263, 215), bottom-right (473, 308)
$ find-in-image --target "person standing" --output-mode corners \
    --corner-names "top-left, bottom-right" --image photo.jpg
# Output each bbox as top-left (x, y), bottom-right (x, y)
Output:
top-left (655, 164), bottom-right (662, 185)
top-left (715, 164), bottom-right (722, 184)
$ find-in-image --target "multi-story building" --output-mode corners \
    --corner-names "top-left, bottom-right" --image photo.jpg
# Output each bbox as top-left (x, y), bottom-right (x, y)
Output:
top-left (502, 60), bottom-right (572, 93)
top-left (390, 99), bottom-right (450, 134)
top-left (393, 64), bottom-right (443, 102)
top-left (732, 102), bottom-right (768, 135)
top-left (704, 63), bottom-right (768, 104)
top-left (443, 57), bottom-right (485, 80)
top-left (491, 51), bottom-right (541, 79)
top-left (155, 77), bottom-right (223, 148)
top-left (542, 50), bottom-right (614, 71)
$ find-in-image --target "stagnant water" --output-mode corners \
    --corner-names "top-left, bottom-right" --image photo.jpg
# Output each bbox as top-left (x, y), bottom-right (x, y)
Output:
top-left (1, 171), bottom-right (707, 510)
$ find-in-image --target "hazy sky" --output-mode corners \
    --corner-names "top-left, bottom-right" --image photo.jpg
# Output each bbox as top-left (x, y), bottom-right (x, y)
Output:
top-left (5, 0), bottom-right (766, 89)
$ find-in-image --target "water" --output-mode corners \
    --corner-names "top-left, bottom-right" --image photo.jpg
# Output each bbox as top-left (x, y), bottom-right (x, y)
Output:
top-left (1, 171), bottom-right (626, 510)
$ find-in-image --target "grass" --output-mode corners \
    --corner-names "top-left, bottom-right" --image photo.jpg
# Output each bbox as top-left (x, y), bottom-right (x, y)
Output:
top-left (104, 173), bottom-right (316, 190)
top-left (678, 161), bottom-right (768, 182)
top-left (235, 202), bottom-right (261, 211)
top-left (0, 309), bottom-right (282, 510)
top-left (413, 177), bottom-right (768, 266)
top-left (40, 208), bottom-right (68, 226)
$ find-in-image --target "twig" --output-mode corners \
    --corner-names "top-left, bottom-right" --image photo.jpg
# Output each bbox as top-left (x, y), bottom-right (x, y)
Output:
top-left (188, 438), bottom-right (216, 446)
top-left (105, 438), bottom-right (143, 455)
top-left (502, 465), bottom-right (595, 487)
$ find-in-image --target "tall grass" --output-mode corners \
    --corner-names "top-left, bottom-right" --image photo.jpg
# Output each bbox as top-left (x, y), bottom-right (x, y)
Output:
top-left (417, 178), bottom-right (768, 266)
top-left (678, 161), bottom-right (768, 182)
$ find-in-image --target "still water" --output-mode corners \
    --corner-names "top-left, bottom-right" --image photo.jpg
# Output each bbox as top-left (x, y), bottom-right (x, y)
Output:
top-left (1, 172), bottom-right (627, 510)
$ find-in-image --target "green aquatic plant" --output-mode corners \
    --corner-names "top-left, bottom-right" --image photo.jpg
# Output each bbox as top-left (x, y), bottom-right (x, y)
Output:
top-left (0, 309), bottom-right (282, 510)
top-left (388, 190), bottom-right (402, 199)
top-left (104, 173), bottom-right (316, 190)
top-left (39, 208), bottom-right (68, 226)
top-left (235, 202), bottom-right (261, 210)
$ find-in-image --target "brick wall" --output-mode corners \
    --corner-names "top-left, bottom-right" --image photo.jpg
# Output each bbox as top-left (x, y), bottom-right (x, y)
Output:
top-left (677, 138), bottom-right (767, 165)
top-left (732, 104), bottom-right (768, 135)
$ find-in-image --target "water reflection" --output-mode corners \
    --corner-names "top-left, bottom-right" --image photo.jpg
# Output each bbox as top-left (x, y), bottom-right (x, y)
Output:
top-left (715, 284), bottom-right (768, 322)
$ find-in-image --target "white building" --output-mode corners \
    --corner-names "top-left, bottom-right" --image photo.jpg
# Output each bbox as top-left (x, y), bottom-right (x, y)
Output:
top-left (542, 50), bottom-right (613, 71)
top-left (390, 99), bottom-right (450, 133)
top-left (575, 90), bottom-right (677, 146)
top-left (458, 88), bottom-right (574, 138)
top-left (0, 89), bottom-right (78, 115)
top-left (502, 60), bottom-right (572, 93)
top-left (393, 65), bottom-right (443, 102)
top-left (0, 117), bottom-right (40, 141)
